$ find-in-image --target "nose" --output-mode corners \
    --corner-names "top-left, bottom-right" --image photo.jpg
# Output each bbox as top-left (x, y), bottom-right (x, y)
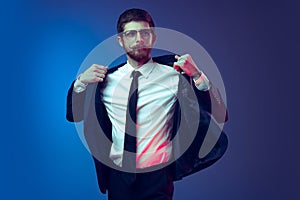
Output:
top-left (135, 32), bottom-right (144, 44)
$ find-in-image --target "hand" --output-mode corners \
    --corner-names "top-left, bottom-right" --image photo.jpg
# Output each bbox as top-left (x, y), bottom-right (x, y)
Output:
top-left (174, 54), bottom-right (202, 79)
top-left (79, 64), bottom-right (108, 84)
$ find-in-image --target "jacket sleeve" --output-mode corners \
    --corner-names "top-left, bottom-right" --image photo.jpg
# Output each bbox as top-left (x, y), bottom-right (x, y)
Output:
top-left (153, 54), bottom-right (229, 123)
top-left (66, 80), bottom-right (86, 122)
top-left (193, 82), bottom-right (228, 123)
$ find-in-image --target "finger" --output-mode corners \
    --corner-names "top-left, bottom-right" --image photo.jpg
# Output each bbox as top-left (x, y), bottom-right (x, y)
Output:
top-left (175, 55), bottom-right (187, 63)
top-left (95, 73), bottom-right (105, 78)
top-left (102, 67), bottom-right (108, 73)
top-left (93, 69), bottom-right (107, 74)
top-left (98, 66), bottom-right (108, 74)
top-left (95, 65), bottom-right (108, 70)
top-left (174, 59), bottom-right (185, 66)
top-left (93, 77), bottom-right (104, 82)
top-left (92, 70), bottom-right (105, 78)
top-left (97, 77), bottom-right (104, 82)
top-left (91, 64), bottom-right (107, 71)
top-left (173, 64), bottom-right (181, 71)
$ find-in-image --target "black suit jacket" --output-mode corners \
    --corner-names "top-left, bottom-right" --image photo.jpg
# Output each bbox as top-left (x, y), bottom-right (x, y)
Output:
top-left (66, 55), bottom-right (228, 194)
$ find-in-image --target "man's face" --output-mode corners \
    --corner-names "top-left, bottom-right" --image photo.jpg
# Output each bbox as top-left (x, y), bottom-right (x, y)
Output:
top-left (118, 21), bottom-right (156, 62)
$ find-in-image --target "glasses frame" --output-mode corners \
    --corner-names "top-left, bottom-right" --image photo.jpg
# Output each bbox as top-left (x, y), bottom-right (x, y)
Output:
top-left (120, 28), bottom-right (155, 41)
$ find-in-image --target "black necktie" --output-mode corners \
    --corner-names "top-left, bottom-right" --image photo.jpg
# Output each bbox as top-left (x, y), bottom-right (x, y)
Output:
top-left (123, 70), bottom-right (141, 179)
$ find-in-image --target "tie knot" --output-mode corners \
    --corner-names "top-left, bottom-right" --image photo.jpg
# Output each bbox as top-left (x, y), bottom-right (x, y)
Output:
top-left (131, 70), bottom-right (141, 79)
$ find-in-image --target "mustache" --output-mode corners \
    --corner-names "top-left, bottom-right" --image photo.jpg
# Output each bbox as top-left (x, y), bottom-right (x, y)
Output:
top-left (131, 45), bottom-right (149, 50)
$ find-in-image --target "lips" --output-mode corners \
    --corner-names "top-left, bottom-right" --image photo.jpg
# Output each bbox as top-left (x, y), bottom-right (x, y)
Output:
top-left (132, 45), bottom-right (148, 50)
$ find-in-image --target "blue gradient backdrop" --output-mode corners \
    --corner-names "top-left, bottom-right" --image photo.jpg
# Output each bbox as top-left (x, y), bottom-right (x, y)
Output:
top-left (1, 0), bottom-right (299, 199)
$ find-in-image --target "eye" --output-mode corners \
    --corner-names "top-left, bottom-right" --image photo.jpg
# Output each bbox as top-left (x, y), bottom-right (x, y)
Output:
top-left (140, 30), bottom-right (152, 38)
top-left (124, 30), bottom-right (137, 38)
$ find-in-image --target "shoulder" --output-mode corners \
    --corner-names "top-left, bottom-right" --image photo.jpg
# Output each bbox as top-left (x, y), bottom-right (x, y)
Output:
top-left (152, 54), bottom-right (180, 75)
top-left (107, 63), bottom-right (126, 74)
top-left (154, 62), bottom-right (178, 75)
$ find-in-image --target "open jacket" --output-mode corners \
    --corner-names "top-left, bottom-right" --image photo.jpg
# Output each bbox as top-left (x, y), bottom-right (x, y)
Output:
top-left (66, 55), bottom-right (228, 194)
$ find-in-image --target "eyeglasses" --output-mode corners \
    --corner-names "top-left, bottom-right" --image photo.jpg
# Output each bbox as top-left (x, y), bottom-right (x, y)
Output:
top-left (121, 29), bottom-right (154, 40)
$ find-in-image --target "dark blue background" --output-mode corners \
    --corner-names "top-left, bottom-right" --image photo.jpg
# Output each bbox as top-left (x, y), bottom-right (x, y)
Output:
top-left (1, 0), bottom-right (299, 199)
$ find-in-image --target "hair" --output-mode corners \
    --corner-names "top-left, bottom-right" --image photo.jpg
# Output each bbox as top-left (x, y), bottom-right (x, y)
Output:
top-left (117, 8), bottom-right (155, 34)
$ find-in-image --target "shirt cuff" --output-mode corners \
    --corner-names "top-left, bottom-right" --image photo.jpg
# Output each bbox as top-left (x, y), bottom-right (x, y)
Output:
top-left (193, 72), bottom-right (211, 91)
top-left (73, 76), bottom-right (88, 93)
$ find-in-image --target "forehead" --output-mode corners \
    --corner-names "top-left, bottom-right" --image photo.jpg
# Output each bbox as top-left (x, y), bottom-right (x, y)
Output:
top-left (123, 21), bottom-right (150, 31)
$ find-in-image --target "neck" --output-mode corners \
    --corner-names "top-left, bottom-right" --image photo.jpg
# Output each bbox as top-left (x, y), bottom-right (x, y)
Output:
top-left (127, 56), bottom-right (151, 69)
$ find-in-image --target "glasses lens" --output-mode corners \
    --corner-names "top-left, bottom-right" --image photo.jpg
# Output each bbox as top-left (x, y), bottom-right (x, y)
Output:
top-left (124, 30), bottom-right (137, 39)
top-left (139, 29), bottom-right (152, 39)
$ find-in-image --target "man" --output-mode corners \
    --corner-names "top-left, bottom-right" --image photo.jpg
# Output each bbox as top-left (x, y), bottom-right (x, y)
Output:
top-left (67, 8), bottom-right (228, 200)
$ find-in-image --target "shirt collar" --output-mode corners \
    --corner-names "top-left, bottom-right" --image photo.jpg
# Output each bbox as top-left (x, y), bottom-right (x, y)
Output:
top-left (126, 59), bottom-right (155, 79)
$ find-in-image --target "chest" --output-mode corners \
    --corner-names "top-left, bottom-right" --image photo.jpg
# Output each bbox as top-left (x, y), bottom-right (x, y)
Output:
top-left (102, 70), bottom-right (179, 117)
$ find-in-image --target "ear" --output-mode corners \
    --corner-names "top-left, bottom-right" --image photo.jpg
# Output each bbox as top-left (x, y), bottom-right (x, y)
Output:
top-left (117, 35), bottom-right (124, 47)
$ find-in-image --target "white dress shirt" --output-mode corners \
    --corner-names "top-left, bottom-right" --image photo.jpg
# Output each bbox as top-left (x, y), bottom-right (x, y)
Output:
top-left (74, 59), bottom-right (210, 169)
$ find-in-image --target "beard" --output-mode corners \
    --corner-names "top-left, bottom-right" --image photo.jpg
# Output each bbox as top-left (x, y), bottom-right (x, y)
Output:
top-left (126, 46), bottom-right (152, 63)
